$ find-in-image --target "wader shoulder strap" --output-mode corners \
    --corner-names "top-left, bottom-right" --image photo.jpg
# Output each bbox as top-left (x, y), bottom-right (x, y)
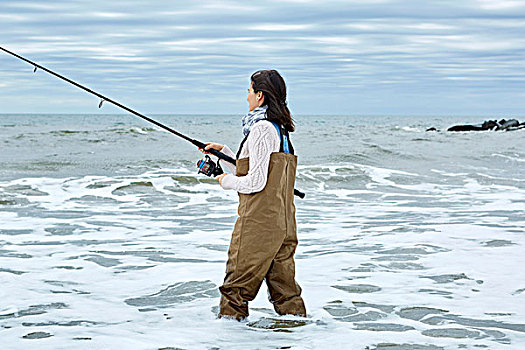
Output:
top-left (236, 133), bottom-right (249, 160)
top-left (270, 122), bottom-right (294, 155)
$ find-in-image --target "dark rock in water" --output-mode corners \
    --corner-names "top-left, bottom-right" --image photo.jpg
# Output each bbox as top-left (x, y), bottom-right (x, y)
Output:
top-left (445, 118), bottom-right (523, 132)
top-left (426, 127), bottom-right (438, 132)
top-left (499, 119), bottom-right (520, 130)
top-left (447, 125), bottom-right (485, 132)
top-left (481, 120), bottom-right (499, 130)
top-left (508, 123), bottom-right (525, 131)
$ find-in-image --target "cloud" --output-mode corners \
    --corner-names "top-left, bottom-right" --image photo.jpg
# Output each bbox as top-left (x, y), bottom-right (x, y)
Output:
top-left (0, 14), bottom-right (29, 22)
top-left (89, 12), bottom-right (130, 19)
top-left (248, 24), bottom-right (315, 31)
top-left (475, 0), bottom-right (525, 10)
top-left (1, 0), bottom-right (525, 114)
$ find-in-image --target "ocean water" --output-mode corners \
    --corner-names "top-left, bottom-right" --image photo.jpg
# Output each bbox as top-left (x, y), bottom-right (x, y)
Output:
top-left (0, 113), bottom-right (524, 350)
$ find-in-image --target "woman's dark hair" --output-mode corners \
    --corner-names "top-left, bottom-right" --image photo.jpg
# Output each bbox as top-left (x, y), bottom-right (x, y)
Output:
top-left (251, 70), bottom-right (295, 132)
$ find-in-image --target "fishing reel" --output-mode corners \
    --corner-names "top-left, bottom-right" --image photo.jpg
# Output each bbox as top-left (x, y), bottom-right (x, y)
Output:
top-left (197, 155), bottom-right (224, 177)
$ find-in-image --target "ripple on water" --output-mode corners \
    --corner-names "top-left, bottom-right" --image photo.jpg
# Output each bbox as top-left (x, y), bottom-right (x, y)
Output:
top-left (115, 265), bottom-right (156, 272)
top-left (69, 195), bottom-right (121, 205)
top-left (84, 254), bottom-right (121, 267)
top-left (86, 180), bottom-right (120, 189)
top-left (22, 331), bottom-right (53, 339)
top-left (22, 320), bottom-right (99, 327)
top-left (21, 239), bottom-right (127, 247)
top-left (397, 307), bottom-right (449, 321)
top-left (0, 249), bottom-right (32, 259)
top-left (53, 265), bottom-right (83, 270)
top-left (512, 288), bottom-right (525, 295)
top-left (125, 280), bottom-right (219, 308)
top-left (339, 311), bottom-right (387, 323)
top-left (332, 284), bottom-right (382, 294)
top-left (44, 224), bottom-right (87, 236)
top-left (173, 217), bottom-right (235, 233)
top-left (323, 301), bottom-right (358, 317)
top-left (419, 273), bottom-right (473, 284)
top-left (323, 300), bottom-right (395, 323)
top-left (0, 229), bottom-right (33, 236)
top-left (0, 303), bottom-right (68, 320)
top-left (347, 263), bottom-right (377, 273)
top-left (354, 322), bottom-right (415, 332)
top-left (372, 255), bottom-right (420, 262)
top-left (90, 249), bottom-right (173, 258)
top-left (417, 289), bottom-right (453, 298)
top-left (16, 209), bottom-right (94, 219)
top-left (422, 327), bottom-right (483, 339)
top-left (246, 317), bottom-right (316, 332)
top-left (139, 194), bottom-right (189, 206)
top-left (43, 280), bottom-right (90, 295)
top-left (379, 262), bottom-right (426, 270)
top-left (421, 314), bottom-right (525, 333)
top-left (482, 239), bottom-right (516, 247)
top-left (3, 184), bottom-right (49, 196)
top-left (353, 301), bottom-right (396, 314)
top-left (111, 181), bottom-right (155, 195)
top-left (198, 244), bottom-right (228, 252)
top-left (366, 343), bottom-right (444, 350)
top-left (0, 268), bottom-right (26, 275)
top-left (0, 197), bottom-right (30, 206)
top-left (378, 245), bottom-right (450, 255)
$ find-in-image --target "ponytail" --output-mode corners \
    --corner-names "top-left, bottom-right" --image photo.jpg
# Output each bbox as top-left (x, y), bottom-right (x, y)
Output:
top-left (251, 70), bottom-right (295, 132)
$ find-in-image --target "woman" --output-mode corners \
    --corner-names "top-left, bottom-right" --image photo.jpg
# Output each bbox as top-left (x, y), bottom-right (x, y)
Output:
top-left (201, 70), bottom-right (306, 321)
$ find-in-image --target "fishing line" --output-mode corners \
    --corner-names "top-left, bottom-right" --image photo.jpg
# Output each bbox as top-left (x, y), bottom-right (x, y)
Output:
top-left (0, 46), bottom-right (305, 198)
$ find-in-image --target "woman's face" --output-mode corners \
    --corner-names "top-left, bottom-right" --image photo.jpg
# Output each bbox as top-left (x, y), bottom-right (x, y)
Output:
top-left (247, 82), bottom-right (263, 112)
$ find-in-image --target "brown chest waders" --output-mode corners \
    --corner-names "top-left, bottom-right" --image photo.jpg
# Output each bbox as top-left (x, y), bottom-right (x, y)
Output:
top-left (218, 123), bottom-right (306, 320)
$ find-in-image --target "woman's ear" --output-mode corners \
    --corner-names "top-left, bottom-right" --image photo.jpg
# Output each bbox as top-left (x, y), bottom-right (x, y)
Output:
top-left (257, 92), bottom-right (263, 101)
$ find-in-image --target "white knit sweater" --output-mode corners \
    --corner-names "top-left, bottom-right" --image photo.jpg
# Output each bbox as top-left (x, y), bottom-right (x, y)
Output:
top-left (219, 120), bottom-right (280, 193)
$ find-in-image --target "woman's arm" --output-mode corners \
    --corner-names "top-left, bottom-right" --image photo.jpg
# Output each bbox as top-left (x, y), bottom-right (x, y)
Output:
top-left (218, 145), bottom-right (236, 174)
top-left (220, 121), bottom-right (280, 193)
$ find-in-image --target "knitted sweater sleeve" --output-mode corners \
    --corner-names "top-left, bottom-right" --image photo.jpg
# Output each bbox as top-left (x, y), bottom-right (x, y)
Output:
top-left (220, 121), bottom-right (280, 193)
top-left (217, 145), bottom-right (236, 174)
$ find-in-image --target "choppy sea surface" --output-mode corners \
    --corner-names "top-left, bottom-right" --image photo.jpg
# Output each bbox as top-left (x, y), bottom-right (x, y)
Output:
top-left (0, 114), bottom-right (524, 350)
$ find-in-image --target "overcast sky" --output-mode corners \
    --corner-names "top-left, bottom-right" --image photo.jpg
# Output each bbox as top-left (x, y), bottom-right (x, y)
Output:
top-left (1, 0), bottom-right (525, 116)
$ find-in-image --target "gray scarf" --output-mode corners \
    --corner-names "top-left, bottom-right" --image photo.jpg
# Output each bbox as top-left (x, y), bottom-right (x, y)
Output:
top-left (242, 105), bottom-right (267, 136)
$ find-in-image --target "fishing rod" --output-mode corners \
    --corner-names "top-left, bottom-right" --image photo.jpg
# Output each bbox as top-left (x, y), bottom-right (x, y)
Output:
top-left (0, 46), bottom-right (305, 198)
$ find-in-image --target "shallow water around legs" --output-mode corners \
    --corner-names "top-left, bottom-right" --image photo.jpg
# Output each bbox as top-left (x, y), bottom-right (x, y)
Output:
top-left (1, 114), bottom-right (524, 349)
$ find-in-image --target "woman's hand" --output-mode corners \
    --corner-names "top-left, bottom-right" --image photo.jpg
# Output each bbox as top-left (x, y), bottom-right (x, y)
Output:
top-left (216, 173), bottom-right (227, 185)
top-left (199, 142), bottom-right (224, 155)
top-left (199, 142), bottom-right (227, 186)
